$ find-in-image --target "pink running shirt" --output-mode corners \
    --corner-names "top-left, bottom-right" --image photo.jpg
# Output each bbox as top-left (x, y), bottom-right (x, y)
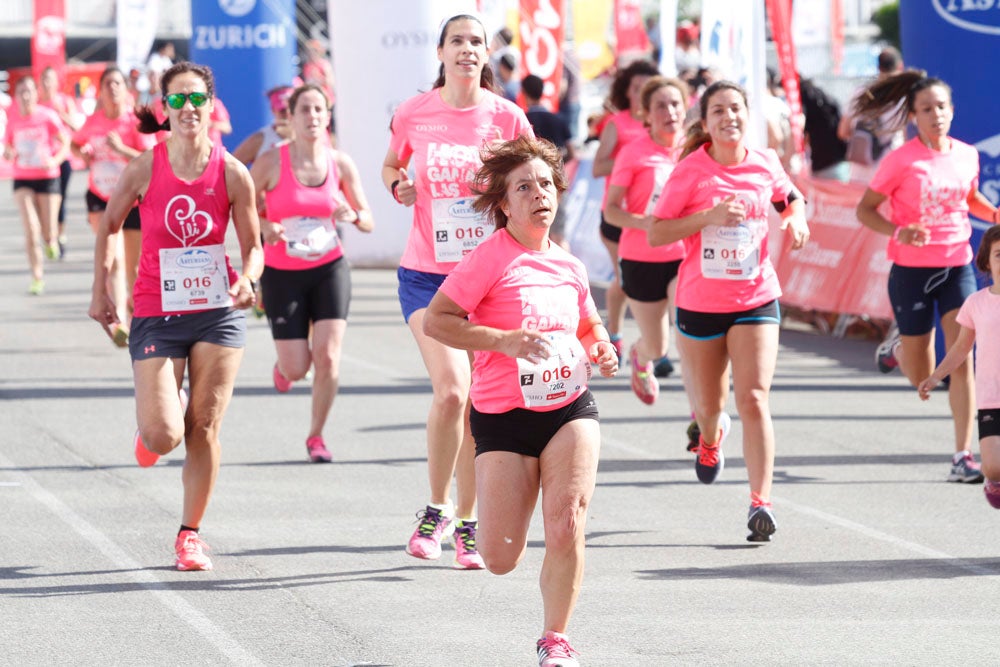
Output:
top-left (263, 143), bottom-right (345, 270)
top-left (3, 105), bottom-right (63, 180)
top-left (653, 144), bottom-right (793, 313)
top-left (870, 137), bottom-right (979, 268)
top-left (388, 89), bottom-right (532, 274)
top-left (601, 109), bottom-right (648, 209)
top-left (956, 287), bottom-right (1000, 409)
top-left (73, 108), bottom-right (156, 200)
top-left (439, 228), bottom-right (598, 414)
top-left (132, 141), bottom-right (238, 317)
top-left (608, 133), bottom-right (685, 262)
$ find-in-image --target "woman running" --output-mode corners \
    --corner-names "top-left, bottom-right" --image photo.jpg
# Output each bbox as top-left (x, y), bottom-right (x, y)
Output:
top-left (38, 66), bottom-right (81, 258)
top-left (72, 66), bottom-right (157, 345)
top-left (232, 84), bottom-right (295, 166)
top-left (250, 83), bottom-right (373, 462)
top-left (380, 13), bottom-right (533, 569)
top-left (856, 70), bottom-right (997, 483)
top-left (649, 81), bottom-right (809, 542)
top-left (592, 59), bottom-right (660, 362)
top-left (2, 75), bottom-right (69, 295)
top-left (89, 62), bottom-right (263, 571)
top-left (424, 135), bottom-right (618, 667)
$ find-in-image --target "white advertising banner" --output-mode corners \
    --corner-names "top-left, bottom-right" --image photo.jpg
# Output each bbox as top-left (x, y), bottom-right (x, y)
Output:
top-left (329, 0), bottom-right (477, 267)
top-left (658, 0), bottom-right (678, 76)
top-left (116, 0), bottom-right (159, 72)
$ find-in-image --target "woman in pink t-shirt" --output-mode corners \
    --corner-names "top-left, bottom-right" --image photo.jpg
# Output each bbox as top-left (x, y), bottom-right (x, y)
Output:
top-left (424, 135), bottom-right (618, 665)
top-left (89, 62), bottom-right (263, 572)
top-left (920, 225), bottom-right (1000, 508)
top-left (592, 59), bottom-right (661, 361)
top-left (856, 71), bottom-right (999, 483)
top-left (39, 66), bottom-right (82, 256)
top-left (72, 66), bottom-right (157, 346)
top-left (650, 81), bottom-right (809, 543)
top-left (250, 84), bottom-right (373, 464)
top-left (605, 76), bottom-right (688, 409)
top-left (380, 13), bottom-right (532, 568)
top-left (3, 75), bottom-right (69, 294)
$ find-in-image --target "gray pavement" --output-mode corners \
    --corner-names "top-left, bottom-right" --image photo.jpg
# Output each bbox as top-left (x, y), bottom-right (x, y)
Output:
top-left (1, 172), bottom-right (999, 666)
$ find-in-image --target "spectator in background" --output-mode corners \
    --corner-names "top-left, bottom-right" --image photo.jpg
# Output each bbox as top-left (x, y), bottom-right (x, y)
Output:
top-left (489, 26), bottom-right (519, 74)
top-left (675, 20), bottom-right (700, 76)
top-left (497, 52), bottom-right (520, 103)
top-left (231, 84), bottom-right (295, 166)
top-left (146, 41), bottom-right (175, 77)
top-left (764, 67), bottom-right (795, 174)
top-left (558, 44), bottom-right (582, 140)
top-left (799, 77), bottom-right (848, 182)
top-left (521, 74), bottom-right (573, 163)
top-left (840, 46), bottom-right (906, 181)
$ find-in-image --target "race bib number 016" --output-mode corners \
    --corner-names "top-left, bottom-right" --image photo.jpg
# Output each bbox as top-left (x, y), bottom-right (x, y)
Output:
top-left (159, 243), bottom-right (232, 311)
top-left (431, 197), bottom-right (491, 263)
top-left (516, 332), bottom-right (592, 408)
top-left (700, 221), bottom-right (763, 280)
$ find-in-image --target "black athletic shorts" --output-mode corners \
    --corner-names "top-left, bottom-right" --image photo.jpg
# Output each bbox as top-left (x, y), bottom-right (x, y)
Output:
top-left (620, 258), bottom-right (681, 303)
top-left (86, 190), bottom-right (141, 230)
top-left (261, 256), bottom-right (351, 340)
top-left (978, 408), bottom-right (1000, 440)
top-left (599, 213), bottom-right (622, 243)
top-left (129, 307), bottom-right (247, 361)
top-left (13, 178), bottom-right (60, 195)
top-left (676, 300), bottom-right (781, 340)
top-left (471, 389), bottom-right (599, 458)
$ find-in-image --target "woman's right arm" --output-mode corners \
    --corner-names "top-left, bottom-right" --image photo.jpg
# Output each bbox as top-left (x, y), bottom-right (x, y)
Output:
top-left (423, 290), bottom-right (549, 360)
top-left (382, 147), bottom-right (415, 207)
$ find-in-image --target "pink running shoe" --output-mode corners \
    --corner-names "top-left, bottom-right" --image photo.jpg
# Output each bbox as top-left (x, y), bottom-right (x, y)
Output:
top-left (406, 505), bottom-right (455, 560)
top-left (174, 530), bottom-right (213, 571)
top-left (133, 430), bottom-right (159, 468)
top-left (629, 344), bottom-right (658, 405)
top-left (985, 479), bottom-right (1000, 509)
top-left (452, 519), bottom-right (485, 570)
top-left (306, 436), bottom-right (332, 463)
top-left (273, 363), bottom-right (293, 393)
top-left (536, 631), bottom-right (580, 667)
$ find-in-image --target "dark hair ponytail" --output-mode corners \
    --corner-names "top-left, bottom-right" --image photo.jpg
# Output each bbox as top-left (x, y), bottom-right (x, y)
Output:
top-left (852, 69), bottom-right (951, 131)
top-left (135, 105), bottom-right (169, 134)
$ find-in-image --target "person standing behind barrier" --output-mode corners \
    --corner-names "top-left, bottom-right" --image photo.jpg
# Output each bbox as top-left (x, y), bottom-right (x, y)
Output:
top-left (89, 62), bottom-right (263, 571)
top-left (919, 225), bottom-right (1000, 508)
top-left (855, 70), bottom-right (998, 484)
top-left (232, 85), bottom-right (295, 166)
top-left (381, 13), bottom-right (533, 569)
top-left (72, 66), bottom-right (157, 346)
top-left (604, 76), bottom-right (688, 408)
top-left (649, 81), bottom-right (810, 542)
top-left (39, 66), bottom-right (82, 259)
top-left (2, 75), bottom-right (69, 295)
top-left (592, 59), bottom-right (660, 364)
top-left (250, 84), bottom-right (373, 463)
top-left (423, 135), bottom-right (618, 667)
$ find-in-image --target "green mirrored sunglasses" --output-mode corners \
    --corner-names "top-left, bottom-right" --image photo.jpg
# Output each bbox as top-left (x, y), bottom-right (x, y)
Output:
top-left (164, 92), bottom-right (210, 109)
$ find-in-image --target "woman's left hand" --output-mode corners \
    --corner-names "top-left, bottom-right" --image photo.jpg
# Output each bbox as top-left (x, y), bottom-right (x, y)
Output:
top-left (782, 215), bottom-right (810, 250)
top-left (589, 341), bottom-right (619, 378)
top-left (229, 276), bottom-right (256, 310)
top-left (333, 201), bottom-right (359, 224)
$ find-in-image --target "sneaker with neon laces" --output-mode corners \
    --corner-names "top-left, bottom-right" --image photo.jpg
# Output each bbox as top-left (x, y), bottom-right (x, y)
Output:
top-left (28, 279), bottom-right (45, 295)
top-left (629, 344), bottom-right (658, 405)
top-left (609, 334), bottom-right (623, 363)
top-left (452, 519), bottom-right (485, 570)
top-left (695, 413), bottom-right (730, 484)
top-left (652, 355), bottom-right (674, 378)
top-left (174, 530), bottom-right (213, 571)
top-left (948, 451), bottom-right (984, 483)
top-left (536, 631), bottom-right (580, 667)
top-left (306, 436), bottom-right (332, 463)
top-left (406, 504), bottom-right (455, 560)
top-left (44, 243), bottom-right (59, 260)
top-left (984, 479), bottom-right (1000, 509)
top-left (875, 323), bottom-right (900, 373)
top-left (686, 419), bottom-right (701, 453)
top-left (273, 362), bottom-right (293, 393)
top-left (112, 324), bottom-right (129, 348)
top-left (747, 502), bottom-right (777, 542)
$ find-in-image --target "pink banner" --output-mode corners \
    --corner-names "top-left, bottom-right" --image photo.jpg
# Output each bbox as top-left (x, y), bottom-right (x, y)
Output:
top-left (614, 0), bottom-right (650, 58)
top-left (519, 0), bottom-right (565, 111)
top-left (765, 0), bottom-right (804, 155)
top-left (32, 0), bottom-right (66, 80)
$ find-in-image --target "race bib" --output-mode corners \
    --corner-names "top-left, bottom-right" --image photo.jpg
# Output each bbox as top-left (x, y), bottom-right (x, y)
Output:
top-left (14, 136), bottom-right (44, 168)
top-left (159, 243), bottom-right (232, 312)
top-left (91, 160), bottom-right (126, 200)
top-left (700, 221), bottom-right (763, 280)
top-left (282, 215), bottom-right (339, 260)
top-left (516, 332), bottom-right (592, 409)
top-left (431, 196), bottom-right (491, 263)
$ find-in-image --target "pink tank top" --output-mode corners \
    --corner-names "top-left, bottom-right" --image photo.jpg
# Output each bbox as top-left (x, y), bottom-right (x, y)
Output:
top-left (132, 141), bottom-right (238, 317)
top-left (263, 143), bottom-right (345, 270)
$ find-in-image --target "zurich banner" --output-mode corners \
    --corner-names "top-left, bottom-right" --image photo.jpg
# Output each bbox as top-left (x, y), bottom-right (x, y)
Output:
top-left (901, 2), bottom-right (1000, 260)
top-left (189, 0), bottom-right (296, 151)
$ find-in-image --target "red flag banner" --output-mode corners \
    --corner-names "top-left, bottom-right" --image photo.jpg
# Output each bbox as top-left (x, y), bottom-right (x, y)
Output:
top-left (765, 0), bottom-right (804, 155)
top-left (614, 0), bottom-right (650, 59)
top-left (32, 0), bottom-right (66, 80)
top-left (519, 0), bottom-right (565, 111)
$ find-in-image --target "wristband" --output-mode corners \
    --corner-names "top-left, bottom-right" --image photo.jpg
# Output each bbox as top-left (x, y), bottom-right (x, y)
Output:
top-left (391, 179), bottom-right (402, 203)
top-left (352, 209), bottom-right (362, 225)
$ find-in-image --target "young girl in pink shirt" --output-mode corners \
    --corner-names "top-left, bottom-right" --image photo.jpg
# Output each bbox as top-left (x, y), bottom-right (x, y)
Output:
top-left (650, 81), bottom-right (809, 542)
top-left (380, 13), bottom-right (532, 569)
top-left (856, 70), bottom-right (999, 484)
top-left (919, 225), bottom-right (1000, 508)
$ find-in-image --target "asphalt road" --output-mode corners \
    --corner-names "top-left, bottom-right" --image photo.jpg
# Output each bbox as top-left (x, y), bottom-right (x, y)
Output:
top-left (1, 173), bottom-right (999, 666)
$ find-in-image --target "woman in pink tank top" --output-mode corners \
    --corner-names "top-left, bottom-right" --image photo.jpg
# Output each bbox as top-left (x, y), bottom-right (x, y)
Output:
top-left (250, 84), bottom-right (373, 463)
top-left (88, 62), bottom-right (263, 572)
top-left (39, 66), bottom-right (82, 256)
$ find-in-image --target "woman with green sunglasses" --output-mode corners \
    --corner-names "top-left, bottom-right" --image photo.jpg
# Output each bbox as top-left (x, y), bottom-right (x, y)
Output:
top-left (89, 61), bottom-right (264, 572)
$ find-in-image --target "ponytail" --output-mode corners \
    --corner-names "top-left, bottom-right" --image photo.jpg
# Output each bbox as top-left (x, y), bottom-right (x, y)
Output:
top-left (852, 69), bottom-right (951, 131)
top-left (680, 123), bottom-right (711, 160)
top-left (135, 105), bottom-right (169, 134)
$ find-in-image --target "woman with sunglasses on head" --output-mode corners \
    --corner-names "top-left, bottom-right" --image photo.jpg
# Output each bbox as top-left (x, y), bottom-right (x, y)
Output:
top-left (72, 66), bottom-right (157, 346)
top-left (3, 75), bottom-right (69, 295)
top-left (232, 85), bottom-right (296, 166)
top-left (250, 84), bottom-right (373, 463)
top-left (89, 62), bottom-right (263, 571)
top-left (649, 81), bottom-right (809, 542)
top-left (855, 70), bottom-right (999, 484)
top-left (381, 13), bottom-right (533, 570)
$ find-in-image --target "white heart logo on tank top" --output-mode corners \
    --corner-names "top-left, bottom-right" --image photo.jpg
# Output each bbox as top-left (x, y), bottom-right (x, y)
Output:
top-left (164, 194), bottom-right (214, 247)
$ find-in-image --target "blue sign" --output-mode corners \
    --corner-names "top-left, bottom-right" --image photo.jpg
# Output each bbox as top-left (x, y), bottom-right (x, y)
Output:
top-left (189, 0), bottom-right (297, 152)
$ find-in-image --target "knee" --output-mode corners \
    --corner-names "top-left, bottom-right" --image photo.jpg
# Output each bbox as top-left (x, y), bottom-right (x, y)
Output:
top-left (432, 383), bottom-right (468, 413)
top-left (141, 422), bottom-right (184, 455)
top-left (544, 495), bottom-right (590, 552)
top-left (282, 362), bottom-right (310, 382)
top-left (735, 388), bottom-right (769, 422)
top-left (311, 350), bottom-right (338, 378)
top-left (184, 413), bottom-right (221, 447)
top-left (480, 542), bottom-right (524, 575)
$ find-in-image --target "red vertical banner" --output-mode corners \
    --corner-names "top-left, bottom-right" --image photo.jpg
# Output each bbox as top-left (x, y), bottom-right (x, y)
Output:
top-left (765, 0), bottom-right (804, 155)
top-left (519, 0), bottom-right (565, 111)
top-left (32, 0), bottom-right (66, 80)
top-left (613, 0), bottom-right (650, 59)
top-left (830, 0), bottom-right (844, 75)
